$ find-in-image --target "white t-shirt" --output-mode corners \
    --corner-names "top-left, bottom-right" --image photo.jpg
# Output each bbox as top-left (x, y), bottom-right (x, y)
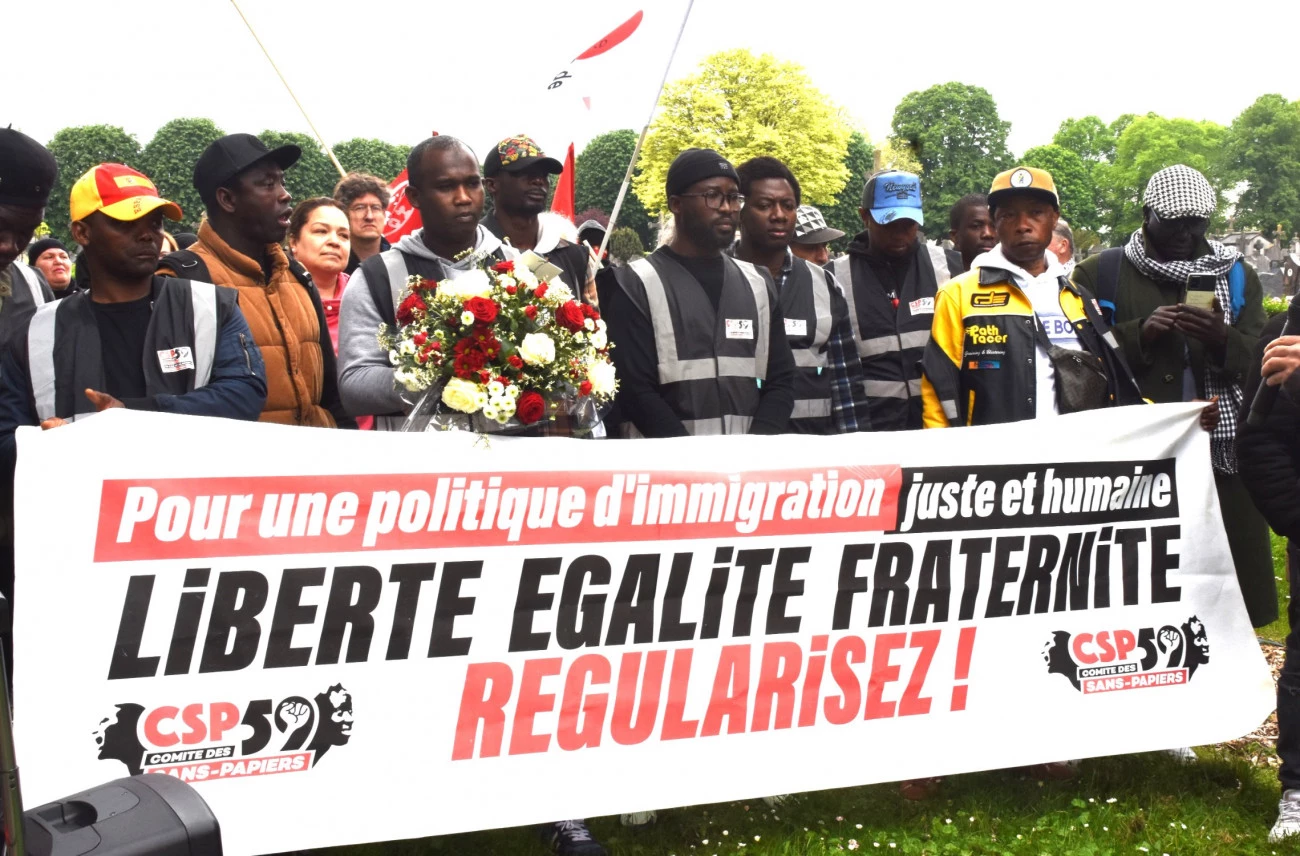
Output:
top-left (972, 246), bottom-right (1081, 418)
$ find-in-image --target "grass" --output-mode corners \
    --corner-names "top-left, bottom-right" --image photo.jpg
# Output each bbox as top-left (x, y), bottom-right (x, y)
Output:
top-left (323, 537), bottom-right (1299, 856)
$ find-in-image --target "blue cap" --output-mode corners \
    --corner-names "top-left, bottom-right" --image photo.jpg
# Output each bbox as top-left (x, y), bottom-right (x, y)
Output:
top-left (862, 170), bottom-right (923, 226)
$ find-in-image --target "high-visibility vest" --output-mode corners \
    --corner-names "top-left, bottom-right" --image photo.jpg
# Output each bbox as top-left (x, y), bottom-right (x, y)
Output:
top-left (779, 256), bottom-right (835, 434)
top-left (27, 277), bottom-right (225, 422)
top-left (830, 242), bottom-right (949, 431)
top-left (613, 250), bottom-right (774, 436)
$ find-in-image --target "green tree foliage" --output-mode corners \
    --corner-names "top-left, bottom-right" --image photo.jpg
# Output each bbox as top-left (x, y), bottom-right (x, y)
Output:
top-left (889, 82), bottom-right (1012, 230)
top-left (257, 131), bottom-right (340, 203)
top-left (1021, 144), bottom-right (1097, 232)
top-left (575, 130), bottom-right (652, 244)
top-left (1096, 115), bottom-right (1228, 237)
top-left (822, 131), bottom-right (874, 251)
top-left (1053, 116), bottom-right (1117, 165)
top-left (138, 118), bottom-right (225, 232)
top-left (1224, 94), bottom-right (1300, 235)
top-left (608, 226), bottom-right (645, 262)
top-left (634, 50), bottom-right (851, 214)
top-left (333, 138), bottom-right (408, 184)
top-left (45, 125), bottom-right (143, 244)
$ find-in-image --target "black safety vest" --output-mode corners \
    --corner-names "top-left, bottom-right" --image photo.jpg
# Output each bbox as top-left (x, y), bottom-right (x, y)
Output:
top-left (830, 242), bottom-right (948, 431)
top-left (612, 250), bottom-right (774, 436)
top-left (779, 256), bottom-right (836, 434)
top-left (25, 277), bottom-right (232, 421)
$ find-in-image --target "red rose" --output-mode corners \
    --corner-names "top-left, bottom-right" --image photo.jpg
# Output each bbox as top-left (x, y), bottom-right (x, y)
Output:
top-left (508, 354), bottom-right (524, 369)
top-left (413, 331), bottom-right (428, 346)
top-left (396, 293), bottom-right (426, 327)
top-left (581, 303), bottom-right (599, 319)
top-left (517, 391), bottom-right (546, 424)
top-left (430, 340), bottom-right (441, 351)
top-left (491, 260), bottom-right (515, 274)
top-left (465, 296), bottom-right (498, 324)
top-left (505, 285), bottom-right (517, 295)
top-left (524, 305), bottom-right (538, 320)
top-left (579, 380), bottom-right (593, 396)
top-left (555, 300), bottom-right (586, 333)
top-left (534, 283), bottom-right (548, 299)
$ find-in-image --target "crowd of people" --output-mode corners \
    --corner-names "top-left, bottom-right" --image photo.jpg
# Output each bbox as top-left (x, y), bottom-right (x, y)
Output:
top-left (2, 122), bottom-right (1300, 852)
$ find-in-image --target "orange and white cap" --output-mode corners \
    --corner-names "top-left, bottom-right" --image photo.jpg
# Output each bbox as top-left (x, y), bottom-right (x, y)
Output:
top-left (70, 163), bottom-right (183, 223)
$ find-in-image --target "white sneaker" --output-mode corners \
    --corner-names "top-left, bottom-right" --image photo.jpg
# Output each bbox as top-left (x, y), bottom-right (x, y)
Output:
top-left (762, 794), bottom-right (791, 808)
top-left (620, 811), bottom-right (657, 828)
top-left (1270, 789), bottom-right (1300, 842)
top-left (1164, 746), bottom-right (1198, 764)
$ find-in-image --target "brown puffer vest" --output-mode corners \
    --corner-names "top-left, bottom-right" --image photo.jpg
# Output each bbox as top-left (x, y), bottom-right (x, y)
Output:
top-left (164, 221), bottom-right (334, 427)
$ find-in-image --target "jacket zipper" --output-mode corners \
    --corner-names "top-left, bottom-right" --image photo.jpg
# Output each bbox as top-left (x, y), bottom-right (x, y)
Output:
top-left (239, 333), bottom-right (253, 374)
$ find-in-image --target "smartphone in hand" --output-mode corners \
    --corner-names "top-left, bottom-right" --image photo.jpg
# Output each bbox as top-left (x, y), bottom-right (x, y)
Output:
top-left (1183, 272), bottom-right (1217, 310)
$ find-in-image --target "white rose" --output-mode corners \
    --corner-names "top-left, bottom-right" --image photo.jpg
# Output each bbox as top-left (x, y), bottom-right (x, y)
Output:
top-left (587, 358), bottom-right (617, 396)
top-left (519, 332), bottom-right (556, 366)
top-left (460, 311), bottom-right (476, 326)
top-left (590, 329), bottom-right (608, 349)
top-left (441, 378), bottom-right (482, 414)
top-left (442, 268), bottom-right (492, 300)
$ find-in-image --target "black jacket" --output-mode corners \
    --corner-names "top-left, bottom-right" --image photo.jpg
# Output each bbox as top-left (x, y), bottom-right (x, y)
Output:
top-left (1237, 312), bottom-right (1300, 537)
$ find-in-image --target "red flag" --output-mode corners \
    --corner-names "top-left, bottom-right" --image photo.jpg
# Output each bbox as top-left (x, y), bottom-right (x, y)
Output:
top-left (551, 143), bottom-right (576, 222)
top-left (382, 169), bottom-right (422, 244)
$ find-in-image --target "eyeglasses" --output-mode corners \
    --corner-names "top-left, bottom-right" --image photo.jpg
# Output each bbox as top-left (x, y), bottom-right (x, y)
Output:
top-left (1148, 209), bottom-right (1209, 238)
top-left (348, 203), bottom-right (385, 216)
top-left (677, 190), bottom-right (745, 210)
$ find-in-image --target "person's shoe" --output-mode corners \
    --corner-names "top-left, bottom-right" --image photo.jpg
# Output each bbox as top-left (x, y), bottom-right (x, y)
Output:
top-left (1164, 746), bottom-right (1198, 764)
top-left (542, 819), bottom-right (607, 856)
top-left (1270, 790), bottom-right (1300, 842)
top-left (899, 778), bottom-right (942, 800)
top-left (620, 810), bottom-right (657, 828)
top-left (761, 794), bottom-right (791, 808)
top-left (1023, 761), bottom-right (1076, 781)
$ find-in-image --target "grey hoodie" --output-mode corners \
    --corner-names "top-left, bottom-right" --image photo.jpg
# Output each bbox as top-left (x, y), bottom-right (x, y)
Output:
top-left (337, 226), bottom-right (517, 428)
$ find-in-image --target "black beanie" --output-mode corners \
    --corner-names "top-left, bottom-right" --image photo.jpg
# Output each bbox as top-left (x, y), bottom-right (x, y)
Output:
top-left (26, 238), bottom-right (66, 266)
top-left (666, 148), bottom-right (739, 198)
top-left (0, 128), bottom-right (58, 208)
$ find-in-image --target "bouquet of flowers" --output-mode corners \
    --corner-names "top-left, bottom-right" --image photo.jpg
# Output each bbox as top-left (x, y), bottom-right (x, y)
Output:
top-left (379, 256), bottom-right (617, 433)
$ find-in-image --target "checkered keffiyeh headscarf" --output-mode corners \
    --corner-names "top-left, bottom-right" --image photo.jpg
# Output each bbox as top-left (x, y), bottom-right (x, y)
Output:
top-left (794, 205), bottom-right (828, 239)
top-left (1128, 164), bottom-right (1243, 473)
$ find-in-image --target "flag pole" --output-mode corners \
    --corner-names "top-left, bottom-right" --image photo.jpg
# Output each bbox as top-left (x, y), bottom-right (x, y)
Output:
top-left (598, 0), bottom-right (695, 258)
top-left (227, 0), bottom-right (348, 179)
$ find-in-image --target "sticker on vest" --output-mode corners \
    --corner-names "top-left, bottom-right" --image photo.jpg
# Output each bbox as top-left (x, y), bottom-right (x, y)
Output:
top-left (784, 318), bottom-right (808, 337)
top-left (725, 318), bottom-right (755, 340)
top-left (909, 297), bottom-right (934, 315)
top-left (158, 347), bottom-right (195, 373)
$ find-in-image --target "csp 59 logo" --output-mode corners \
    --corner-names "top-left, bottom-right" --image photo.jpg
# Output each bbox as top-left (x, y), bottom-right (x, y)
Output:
top-left (1043, 616), bottom-right (1209, 694)
top-left (92, 684), bottom-right (352, 783)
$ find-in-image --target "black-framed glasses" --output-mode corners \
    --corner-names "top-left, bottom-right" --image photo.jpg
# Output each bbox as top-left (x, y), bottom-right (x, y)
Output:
top-left (677, 190), bottom-right (745, 210)
top-left (1149, 209), bottom-right (1209, 238)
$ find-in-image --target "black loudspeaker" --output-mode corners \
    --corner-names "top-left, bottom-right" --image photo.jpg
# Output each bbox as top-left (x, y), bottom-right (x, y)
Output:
top-left (22, 774), bottom-right (221, 856)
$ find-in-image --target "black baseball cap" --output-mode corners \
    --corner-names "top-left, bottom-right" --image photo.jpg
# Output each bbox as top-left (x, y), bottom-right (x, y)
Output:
top-left (193, 133), bottom-right (301, 198)
top-left (0, 127), bottom-right (57, 208)
top-left (483, 135), bottom-right (563, 178)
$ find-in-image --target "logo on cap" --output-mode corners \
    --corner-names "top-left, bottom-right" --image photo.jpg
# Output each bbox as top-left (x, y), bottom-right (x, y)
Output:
top-left (1010, 169), bottom-right (1033, 188)
top-left (882, 181), bottom-right (916, 200)
top-left (498, 136), bottom-right (544, 168)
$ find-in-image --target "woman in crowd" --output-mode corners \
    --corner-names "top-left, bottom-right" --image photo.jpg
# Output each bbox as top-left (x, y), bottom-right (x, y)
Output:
top-left (288, 197), bottom-right (352, 352)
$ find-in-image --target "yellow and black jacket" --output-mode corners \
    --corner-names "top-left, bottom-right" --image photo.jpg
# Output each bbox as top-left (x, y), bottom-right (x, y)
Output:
top-left (920, 264), bottom-right (1142, 427)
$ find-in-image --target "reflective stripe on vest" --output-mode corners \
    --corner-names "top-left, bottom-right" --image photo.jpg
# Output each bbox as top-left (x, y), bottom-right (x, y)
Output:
top-left (789, 258), bottom-right (833, 369)
top-left (28, 301), bottom-right (58, 423)
top-left (863, 378), bottom-right (924, 400)
top-left (384, 250), bottom-right (412, 312)
top-left (190, 281), bottom-right (217, 388)
top-left (14, 263), bottom-right (47, 305)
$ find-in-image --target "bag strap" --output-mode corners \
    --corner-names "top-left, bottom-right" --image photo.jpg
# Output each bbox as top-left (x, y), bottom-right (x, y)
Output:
top-left (1228, 259), bottom-right (1246, 322)
top-left (160, 249), bottom-right (211, 284)
top-left (1094, 247), bottom-right (1124, 325)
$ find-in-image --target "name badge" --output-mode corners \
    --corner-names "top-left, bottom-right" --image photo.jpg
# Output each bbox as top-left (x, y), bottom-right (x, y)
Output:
top-left (784, 318), bottom-right (808, 337)
top-left (909, 297), bottom-right (935, 315)
top-left (158, 347), bottom-right (195, 373)
top-left (725, 318), bottom-right (754, 340)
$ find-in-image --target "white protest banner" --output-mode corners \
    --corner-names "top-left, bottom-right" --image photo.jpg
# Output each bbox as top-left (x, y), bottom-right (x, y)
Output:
top-left (12, 404), bottom-right (1273, 855)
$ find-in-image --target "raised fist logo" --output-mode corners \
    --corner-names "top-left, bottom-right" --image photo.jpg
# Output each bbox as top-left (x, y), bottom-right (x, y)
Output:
top-left (279, 700), bottom-right (310, 729)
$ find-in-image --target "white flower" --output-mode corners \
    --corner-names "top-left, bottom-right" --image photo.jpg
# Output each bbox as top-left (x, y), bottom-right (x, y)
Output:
top-left (519, 332), bottom-right (556, 366)
top-left (441, 269), bottom-right (492, 300)
top-left (441, 378), bottom-right (482, 414)
top-left (482, 404), bottom-right (499, 421)
top-left (514, 265), bottom-right (539, 288)
top-left (584, 317), bottom-right (596, 331)
top-left (387, 349), bottom-right (400, 366)
top-left (507, 385), bottom-right (521, 399)
top-left (487, 381), bottom-right (505, 398)
top-left (587, 358), bottom-right (617, 396)
top-left (399, 339), bottom-right (417, 356)
top-left (460, 311), bottom-right (475, 326)
top-left (543, 281), bottom-right (574, 304)
top-left (394, 368), bottom-right (424, 392)
top-left (589, 329), bottom-right (608, 349)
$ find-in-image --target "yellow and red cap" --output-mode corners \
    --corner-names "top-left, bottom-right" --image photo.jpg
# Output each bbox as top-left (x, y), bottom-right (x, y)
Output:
top-left (70, 163), bottom-right (183, 224)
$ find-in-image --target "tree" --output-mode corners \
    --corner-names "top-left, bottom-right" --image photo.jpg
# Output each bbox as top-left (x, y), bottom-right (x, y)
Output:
top-left (45, 125), bottom-right (143, 244)
top-left (574, 208), bottom-right (608, 228)
top-left (333, 138), bottom-right (408, 184)
top-left (1053, 116), bottom-right (1117, 166)
top-left (1095, 114), bottom-right (1229, 237)
top-left (575, 130), bottom-right (652, 244)
top-left (1021, 144), bottom-right (1098, 232)
top-left (889, 82), bottom-right (1012, 230)
top-left (608, 227), bottom-right (645, 262)
top-left (1224, 94), bottom-right (1300, 235)
top-left (257, 131), bottom-right (340, 203)
top-left (822, 131), bottom-right (874, 251)
top-left (138, 118), bottom-right (225, 232)
top-left (633, 50), bottom-right (851, 214)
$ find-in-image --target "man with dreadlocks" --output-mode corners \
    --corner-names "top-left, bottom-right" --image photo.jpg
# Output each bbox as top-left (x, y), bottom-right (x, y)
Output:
top-left (1072, 164), bottom-right (1275, 629)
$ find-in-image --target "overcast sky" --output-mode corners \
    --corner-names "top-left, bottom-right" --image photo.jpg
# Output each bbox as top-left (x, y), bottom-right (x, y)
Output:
top-left (9, 0), bottom-right (1299, 166)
